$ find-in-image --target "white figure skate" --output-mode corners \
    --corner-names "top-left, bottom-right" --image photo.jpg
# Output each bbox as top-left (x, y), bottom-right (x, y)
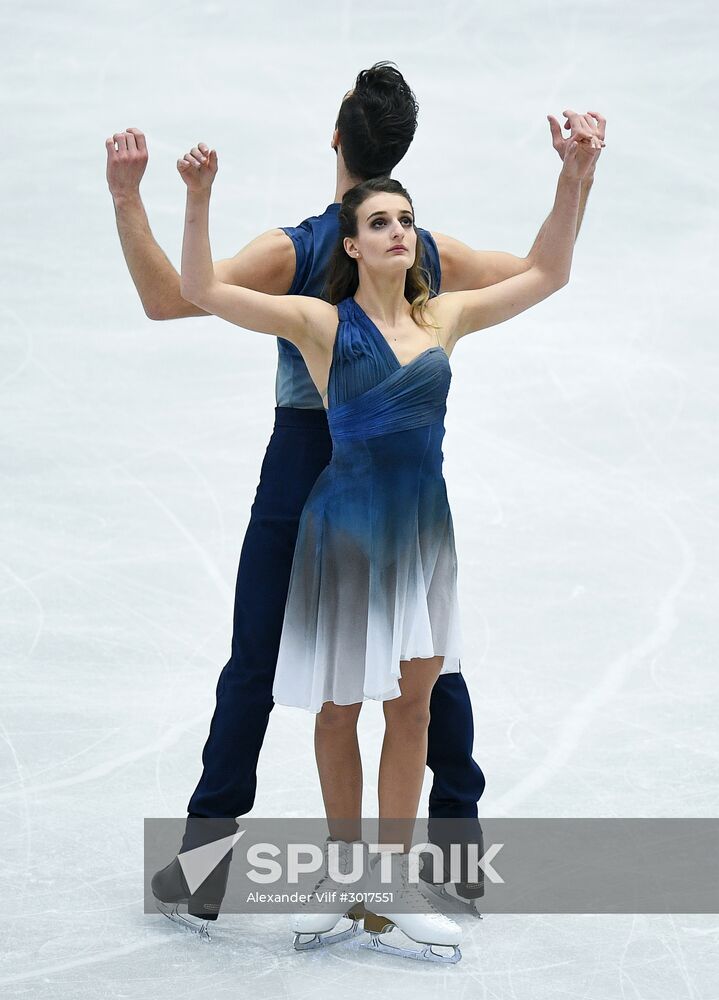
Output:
top-left (292, 838), bottom-right (367, 952)
top-left (362, 853), bottom-right (462, 964)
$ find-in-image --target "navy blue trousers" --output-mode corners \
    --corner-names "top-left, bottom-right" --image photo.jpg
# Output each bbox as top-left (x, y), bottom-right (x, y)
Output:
top-left (187, 407), bottom-right (485, 826)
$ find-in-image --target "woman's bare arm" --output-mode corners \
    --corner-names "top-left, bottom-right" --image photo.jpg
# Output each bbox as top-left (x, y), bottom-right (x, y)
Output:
top-left (432, 178), bottom-right (593, 291)
top-left (177, 147), bottom-right (336, 351)
top-left (431, 138), bottom-right (601, 345)
top-left (433, 111), bottom-right (605, 293)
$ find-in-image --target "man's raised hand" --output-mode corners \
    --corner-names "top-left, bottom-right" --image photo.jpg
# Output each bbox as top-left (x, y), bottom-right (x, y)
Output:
top-left (548, 110), bottom-right (606, 167)
top-left (106, 128), bottom-right (149, 199)
top-left (177, 143), bottom-right (218, 192)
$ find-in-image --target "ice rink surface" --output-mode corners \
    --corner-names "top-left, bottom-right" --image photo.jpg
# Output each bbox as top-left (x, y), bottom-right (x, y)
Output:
top-left (2, 0), bottom-right (718, 995)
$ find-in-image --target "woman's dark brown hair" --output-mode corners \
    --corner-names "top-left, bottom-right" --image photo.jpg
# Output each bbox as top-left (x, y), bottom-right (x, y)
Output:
top-left (326, 177), bottom-right (436, 329)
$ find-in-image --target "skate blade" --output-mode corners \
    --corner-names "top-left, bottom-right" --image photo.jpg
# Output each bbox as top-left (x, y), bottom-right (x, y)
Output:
top-left (155, 900), bottom-right (212, 940)
top-left (293, 918), bottom-right (363, 952)
top-left (420, 879), bottom-right (483, 919)
top-left (363, 931), bottom-right (461, 965)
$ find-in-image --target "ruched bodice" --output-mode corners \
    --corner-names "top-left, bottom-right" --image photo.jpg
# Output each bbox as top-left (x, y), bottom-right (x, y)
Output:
top-left (329, 297), bottom-right (450, 398)
top-left (271, 297), bottom-right (463, 714)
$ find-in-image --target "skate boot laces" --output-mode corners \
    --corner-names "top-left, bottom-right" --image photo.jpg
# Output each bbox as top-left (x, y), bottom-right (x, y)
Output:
top-left (297, 838), bottom-right (368, 907)
top-left (375, 854), bottom-right (459, 930)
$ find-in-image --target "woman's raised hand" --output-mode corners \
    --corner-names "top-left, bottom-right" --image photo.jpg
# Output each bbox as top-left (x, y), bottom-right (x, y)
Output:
top-left (560, 135), bottom-right (603, 181)
top-left (549, 110), bottom-right (606, 183)
top-left (177, 142), bottom-right (218, 192)
top-left (548, 110), bottom-right (606, 161)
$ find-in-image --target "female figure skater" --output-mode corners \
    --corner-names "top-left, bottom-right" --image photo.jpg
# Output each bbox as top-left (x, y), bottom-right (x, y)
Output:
top-left (176, 131), bottom-right (601, 962)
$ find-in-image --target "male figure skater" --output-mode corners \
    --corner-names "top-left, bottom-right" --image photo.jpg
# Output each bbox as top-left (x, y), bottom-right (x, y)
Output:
top-left (106, 62), bottom-right (604, 930)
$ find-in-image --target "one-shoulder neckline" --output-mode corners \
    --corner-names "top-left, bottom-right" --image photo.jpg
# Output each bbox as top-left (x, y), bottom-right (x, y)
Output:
top-left (349, 298), bottom-right (448, 371)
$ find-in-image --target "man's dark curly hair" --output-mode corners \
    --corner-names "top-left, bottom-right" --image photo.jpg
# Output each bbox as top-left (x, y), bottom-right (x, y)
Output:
top-left (336, 61), bottom-right (419, 180)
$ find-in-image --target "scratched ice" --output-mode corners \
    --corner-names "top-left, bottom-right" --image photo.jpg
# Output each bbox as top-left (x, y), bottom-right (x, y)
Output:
top-left (2, 0), bottom-right (718, 996)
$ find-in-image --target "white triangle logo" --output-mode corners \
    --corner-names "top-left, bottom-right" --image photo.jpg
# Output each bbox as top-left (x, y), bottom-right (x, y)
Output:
top-left (178, 829), bottom-right (246, 894)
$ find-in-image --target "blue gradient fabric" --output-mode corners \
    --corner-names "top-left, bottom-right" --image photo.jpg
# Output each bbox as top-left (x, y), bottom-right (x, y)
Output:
top-left (271, 297), bottom-right (462, 713)
top-left (278, 204), bottom-right (442, 409)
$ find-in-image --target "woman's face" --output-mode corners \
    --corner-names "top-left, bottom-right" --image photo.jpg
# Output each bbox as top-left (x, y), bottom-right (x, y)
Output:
top-left (344, 193), bottom-right (417, 275)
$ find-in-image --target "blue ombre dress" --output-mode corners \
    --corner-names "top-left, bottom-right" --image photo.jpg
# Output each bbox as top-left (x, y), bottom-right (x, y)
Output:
top-left (271, 297), bottom-right (462, 713)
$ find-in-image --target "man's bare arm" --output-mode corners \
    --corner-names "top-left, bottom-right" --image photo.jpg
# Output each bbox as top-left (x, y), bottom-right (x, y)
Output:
top-left (435, 110), bottom-right (604, 293)
top-left (107, 129), bottom-right (295, 320)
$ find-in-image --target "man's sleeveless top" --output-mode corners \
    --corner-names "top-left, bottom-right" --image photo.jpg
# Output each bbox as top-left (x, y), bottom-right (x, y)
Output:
top-left (278, 202), bottom-right (441, 409)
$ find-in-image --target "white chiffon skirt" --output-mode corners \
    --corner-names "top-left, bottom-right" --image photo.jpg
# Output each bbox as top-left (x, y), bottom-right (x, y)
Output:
top-left (271, 422), bottom-right (463, 714)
